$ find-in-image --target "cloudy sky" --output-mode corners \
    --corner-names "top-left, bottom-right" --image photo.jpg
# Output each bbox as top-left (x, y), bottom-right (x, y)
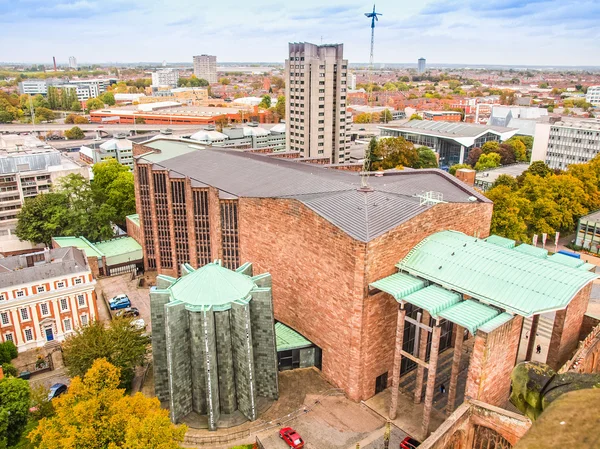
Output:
top-left (1, 0), bottom-right (599, 66)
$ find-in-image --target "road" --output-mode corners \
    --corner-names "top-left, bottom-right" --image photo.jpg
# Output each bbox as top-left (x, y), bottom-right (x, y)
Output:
top-left (0, 123), bottom-right (199, 133)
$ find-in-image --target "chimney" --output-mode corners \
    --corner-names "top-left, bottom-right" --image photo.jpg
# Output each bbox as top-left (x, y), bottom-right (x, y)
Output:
top-left (455, 168), bottom-right (476, 186)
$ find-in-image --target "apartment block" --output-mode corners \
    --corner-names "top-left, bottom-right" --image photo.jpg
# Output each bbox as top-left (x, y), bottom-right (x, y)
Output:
top-left (151, 69), bottom-right (179, 88)
top-left (586, 85), bottom-right (600, 106)
top-left (285, 42), bottom-right (351, 163)
top-left (79, 136), bottom-right (134, 168)
top-left (0, 247), bottom-right (98, 352)
top-left (18, 78), bottom-right (116, 101)
top-left (69, 56), bottom-right (77, 70)
top-left (193, 55), bottom-right (217, 84)
top-left (418, 57), bottom-right (426, 74)
top-left (532, 118), bottom-right (600, 170)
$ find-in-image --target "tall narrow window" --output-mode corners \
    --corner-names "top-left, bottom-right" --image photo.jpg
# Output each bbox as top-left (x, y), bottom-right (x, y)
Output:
top-left (153, 172), bottom-right (173, 269)
top-left (193, 189), bottom-right (212, 266)
top-left (220, 200), bottom-right (240, 269)
top-left (171, 180), bottom-right (189, 274)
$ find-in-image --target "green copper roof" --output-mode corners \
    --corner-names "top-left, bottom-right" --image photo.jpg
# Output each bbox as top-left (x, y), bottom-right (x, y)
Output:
top-left (127, 214), bottom-right (140, 227)
top-left (52, 236), bottom-right (104, 258)
top-left (438, 300), bottom-right (500, 335)
top-left (513, 243), bottom-right (548, 259)
top-left (580, 262), bottom-right (596, 272)
top-left (275, 322), bottom-right (313, 351)
top-left (484, 234), bottom-right (516, 249)
top-left (477, 312), bottom-right (514, 333)
top-left (403, 285), bottom-right (461, 317)
top-left (397, 231), bottom-right (598, 316)
top-left (369, 272), bottom-right (426, 300)
top-left (169, 262), bottom-right (255, 310)
top-left (547, 253), bottom-right (585, 269)
top-left (94, 237), bottom-right (142, 265)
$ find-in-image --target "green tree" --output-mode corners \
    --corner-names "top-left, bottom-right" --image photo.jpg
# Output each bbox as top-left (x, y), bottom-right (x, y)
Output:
top-left (380, 109), bottom-right (393, 123)
top-left (481, 141), bottom-right (500, 154)
top-left (475, 153), bottom-right (501, 171)
top-left (71, 100), bottom-right (82, 112)
top-left (15, 193), bottom-right (70, 246)
top-left (520, 161), bottom-right (552, 179)
top-left (0, 377), bottom-right (31, 448)
top-left (29, 359), bottom-right (185, 449)
top-left (100, 91), bottom-right (115, 106)
top-left (1, 363), bottom-right (17, 377)
top-left (0, 110), bottom-right (14, 123)
top-left (492, 174), bottom-right (519, 190)
top-left (258, 94), bottom-right (271, 109)
top-left (92, 159), bottom-right (135, 226)
top-left (85, 97), bottom-right (104, 112)
top-left (62, 319), bottom-right (149, 388)
top-left (486, 185), bottom-right (531, 242)
top-left (539, 82), bottom-right (549, 88)
top-left (274, 95), bottom-right (285, 119)
top-left (449, 163), bottom-right (472, 176)
top-left (409, 113), bottom-right (422, 121)
top-left (34, 107), bottom-right (55, 123)
top-left (372, 137), bottom-right (419, 170)
top-left (0, 341), bottom-right (17, 365)
top-left (415, 147), bottom-right (438, 168)
top-left (505, 138), bottom-right (528, 162)
top-left (46, 86), bottom-right (60, 110)
top-left (64, 126), bottom-right (85, 140)
top-left (219, 77), bottom-right (231, 85)
top-left (188, 75), bottom-right (209, 87)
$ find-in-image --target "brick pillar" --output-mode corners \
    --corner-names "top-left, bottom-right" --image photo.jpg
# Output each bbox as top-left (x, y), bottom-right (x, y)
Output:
top-left (446, 325), bottom-right (464, 415)
top-left (185, 178), bottom-right (198, 269)
top-left (525, 315), bottom-right (539, 361)
top-left (414, 310), bottom-right (430, 404)
top-left (422, 324), bottom-right (441, 437)
top-left (208, 187), bottom-right (222, 262)
top-left (389, 307), bottom-right (406, 420)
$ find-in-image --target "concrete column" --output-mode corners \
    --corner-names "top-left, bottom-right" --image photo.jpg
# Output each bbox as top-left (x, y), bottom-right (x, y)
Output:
top-left (414, 310), bottom-right (430, 404)
top-left (525, 315), bottom-right (539, 361)
top-left (389, 306), bottom-right (406, 420)
top-left (422, 324), bottom-right (441, 437)
top-left (446, 325), bottom-right (464, 415)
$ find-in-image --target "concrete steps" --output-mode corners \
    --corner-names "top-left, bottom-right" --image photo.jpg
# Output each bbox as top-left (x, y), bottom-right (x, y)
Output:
top-left (522, 317), bottom-right (554, 340)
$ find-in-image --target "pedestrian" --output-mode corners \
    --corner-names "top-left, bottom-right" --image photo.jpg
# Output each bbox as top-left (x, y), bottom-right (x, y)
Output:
top-left (536, 344), bottom-right (542, 354)
top-left (440, 383), bottom-right (446, 394)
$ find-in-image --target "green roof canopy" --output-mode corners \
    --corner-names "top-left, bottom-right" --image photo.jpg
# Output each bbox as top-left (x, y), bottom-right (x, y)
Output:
top-left (52, 236), bottom-right (104, 258)
top-left (397, 231), bottom-right (598, 317)
top-left (512, 243), bottom-right (548, 259)
top-left (403, 285), bottom-right (460, 317)
top-left (275, 322), bottom-right (313, 351)
top-left (484, 234), bottom-right (516, 249)
top-left (547, 253), bottom-right (585, 269)
top-left (169, 262), bottom-right (255, 310)
top-left (369, 272), bottom-right (426, 300)
top-left (477, 312), bottom-right (514, 333)
top-left (438, 300), bottom-right (500, 335)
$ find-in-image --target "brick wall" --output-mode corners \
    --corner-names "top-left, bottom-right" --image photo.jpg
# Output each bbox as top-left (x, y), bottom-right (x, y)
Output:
top-left (465, 316), bottom-right (523, 407)
top-left (126, 216), bottom-right (142, 246)
top-left (547, 283), bottom-right (592, 370)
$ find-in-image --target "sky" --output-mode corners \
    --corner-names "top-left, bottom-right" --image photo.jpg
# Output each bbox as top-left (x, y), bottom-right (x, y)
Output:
top-left (1, 0), bottom-right (599, 67)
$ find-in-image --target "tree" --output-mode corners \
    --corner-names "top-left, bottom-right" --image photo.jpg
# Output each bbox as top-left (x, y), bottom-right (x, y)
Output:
top-left (64, 113), bottom-right (77, 124)
top-left (409, 113), bottom-right (422, 121)
top-left (475, 153), bottom-right (501, 171)
top-left (496, 143), bottom-right (517, 165)
top-left (492, 174), bottom-right (518, 190)
top-left (486, 185), bottom-right (531, 242)
top-left (64, 126), bottom-right (85, 140)
top-left (100, 91), bottom-right (115, 106)
top-left (85, 97), bottom-right (104, 112)
top-left (215, 116), bottom-right (229, 131)
top-left (92, 159), bottom-right (136, 226)
top-left (74, 115), bottom-right (89, 124)
top-left (219, 77), bottom-right (231, 85)
top-left (449, 164), bottom-right (472, 176)
top-left (481, 141), bottom-right (500, 154)
top-left (520, 161), bottom-right (552, 179)
top-left (466, 147), bottom-right (483, 166)
top-left (35, 107), bottom-right (55, 123)
top-left (415, 147), bottom-right (438, 168)
top-left (380, 109), bottom-right (393, 123)
top-left (29, 359), bottom-right (185, 449)
top-left (15, 193), bottom-right (70, 246)
top-left (1, 363), bottom-right (17, 377)
top-left (188, 75), bottom-right (209, 87)
top-left (539, 82), bottom-right (549, 89)
top-left (63, 319), bottom-right (149, 388)
top-left (274, 95), bottom-right (285, 119)
top-left (354, 113), bottom-right (373, 124)
top-left (71, 100), bottom-right (82, 112)
top-left (258, 94), bottom-right (271, 109)
top-left (0, 377), bottom-right (31, 448)
top-left (271, 76), bottom-right (285, 90)
top-left (505, 138), bottom-right (528, 161)
top-left (0, 341), bottom-right (17, 365)
top-left (371, 137), bottom-right (419, 170)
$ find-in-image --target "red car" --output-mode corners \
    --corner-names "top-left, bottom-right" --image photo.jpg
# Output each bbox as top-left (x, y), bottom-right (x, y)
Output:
top-left (279, 427), bottom-right (304, 449)
top-left (400, 436), bottom-right (421, 449)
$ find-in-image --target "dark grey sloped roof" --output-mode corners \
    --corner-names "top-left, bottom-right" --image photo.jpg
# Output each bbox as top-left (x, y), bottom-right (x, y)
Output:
top-left (140, 141), bottom-right (490, 242)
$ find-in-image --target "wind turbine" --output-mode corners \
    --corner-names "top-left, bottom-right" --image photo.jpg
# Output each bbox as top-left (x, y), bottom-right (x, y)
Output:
top-left (364, 4), bottom-right (382, 69)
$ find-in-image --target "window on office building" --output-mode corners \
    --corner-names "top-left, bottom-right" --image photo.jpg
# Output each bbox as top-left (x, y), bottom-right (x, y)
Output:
top-left (0, 312), bottom-right (9, 326)
top-left (60, 298), bottom-right (68, 311)
top-left (63, 319), bottom-right (72, 332)
top-left (4, 333), bottom-right (13, 343)
top-left (24, 328), bottom-right (33, 341)
top-left (40, 303), bottom-right (49, 316)
top-left (20, 308), bottom-right (29, 321)
top-left (81, 315), bottom-right (88, 326)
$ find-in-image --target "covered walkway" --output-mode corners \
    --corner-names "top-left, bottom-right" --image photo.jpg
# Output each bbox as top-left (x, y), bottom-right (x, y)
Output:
top-left (369, 230), bottom-right (598, 438)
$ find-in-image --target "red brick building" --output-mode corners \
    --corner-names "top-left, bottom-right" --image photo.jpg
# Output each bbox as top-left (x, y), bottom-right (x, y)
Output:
top-left (133, 138), bottom-right (493, 402)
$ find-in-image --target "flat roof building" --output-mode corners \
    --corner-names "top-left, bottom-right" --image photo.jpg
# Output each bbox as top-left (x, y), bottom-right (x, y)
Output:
top-left (379, 121), bottom-right (517, 167)
top-left (151, 68), bottom-right (179, 89)
top-left (585, 85), bottom-right (600, 106)
top-left (474, 163), bottom-right (530, 191)
top-left (193, 54), bottom-right (217, 84)
top-left (79, 136), bottom-right (134, 168)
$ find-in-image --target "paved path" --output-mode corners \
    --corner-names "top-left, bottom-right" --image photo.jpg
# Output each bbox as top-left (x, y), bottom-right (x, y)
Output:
top-left (96, 274), bottom-right (152, 331)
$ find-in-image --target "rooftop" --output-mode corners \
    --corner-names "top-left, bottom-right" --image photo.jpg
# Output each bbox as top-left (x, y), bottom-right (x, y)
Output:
top-left (0, 247), bottom-right (89, 289)
top-left (551, 118), bottom-right (600, 131)
top-left (379, 120), bottom-right (516, 139)
top-left (475, 163), bottom-right (530, 185)
top-left (52, 236), bottom-right (142, 265)
top-left (137, 139), bottom-right (490, 242)
top-left (275, 322), bottom-right (313, 351)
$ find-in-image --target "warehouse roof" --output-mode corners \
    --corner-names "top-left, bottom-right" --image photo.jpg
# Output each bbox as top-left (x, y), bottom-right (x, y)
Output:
top-left (137, 139), bottom-right (489, 242)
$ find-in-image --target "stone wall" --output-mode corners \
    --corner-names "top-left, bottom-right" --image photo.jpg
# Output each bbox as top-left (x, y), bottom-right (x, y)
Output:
top-left (250, 287), bottom-right (279, 400)
top-left (215, 310), bottom-right (236, 414)
top-left (230, 303), bottom-right (258, 421)
top-left (465, 316), bottom-right (523, 407)
top-left (200, 309), bottom-right (220, 430)
top-left (150, 289), bottom-right (171, 402)
top-left (560, 318), bottom-right (600, 375)
top-left (189, 312), bottom-right (207, 414)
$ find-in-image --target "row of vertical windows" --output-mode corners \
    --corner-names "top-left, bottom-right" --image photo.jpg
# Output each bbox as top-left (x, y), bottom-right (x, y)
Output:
top-left (193, 189), bottom-right (212, 267)
top-left (220, 200), bottom-right (240, 270)
top-left (171, 180), bottom-right (189, 275)
top-left (137, 165), bottom-right (156, 269)
top-left (153, 172), bottom-right (173, 269)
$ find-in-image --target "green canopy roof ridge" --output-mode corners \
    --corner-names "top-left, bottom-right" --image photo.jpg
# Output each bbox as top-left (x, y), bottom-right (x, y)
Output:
top-left (438, 300), bottom-right (500, 335)
top-left (275, 322), bottom-right (313, 351)
top-left (484, 234), bottom-right (516, 249)
top-left (402, 285), bottom-right (461, 318)
top-left (369, 272), bottom-right (427, 301)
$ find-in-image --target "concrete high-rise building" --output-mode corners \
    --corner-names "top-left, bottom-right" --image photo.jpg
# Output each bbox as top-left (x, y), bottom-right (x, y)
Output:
top-left (349, 72), bottom-right (357, 90)
top-left (193, 55), bottom-right (217, 83)
top-left (69, 56), bottom-right (77, 70)
top-left (151, 261), bottom-right (278, 428)
top-left (151, 68), bottom-right (179, 88)
top-left (285, 42), bottom-right (351, 163)
top-left (418, 57), bottom-right (426, 74)
top-left (586, 85), bottom-right (600, 106)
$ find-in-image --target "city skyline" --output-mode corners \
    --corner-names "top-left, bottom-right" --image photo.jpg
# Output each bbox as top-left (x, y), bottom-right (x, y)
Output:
top-left (1, 0), bottom-right (599, 66)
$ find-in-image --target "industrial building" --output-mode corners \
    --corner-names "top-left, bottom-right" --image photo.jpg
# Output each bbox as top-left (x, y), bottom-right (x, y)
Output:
top-left (285, 42), bottom-right (352, 163)
top-left (0, 135), bottom-right (89, 255)
top-left (531, 118), bottom-right (600, 170)
top-left (193, 54), bottom-right (217, 83)
top-left (151, 261), bottom-right (278, 429)
top-left (379, 121), bottom-right (517, 167)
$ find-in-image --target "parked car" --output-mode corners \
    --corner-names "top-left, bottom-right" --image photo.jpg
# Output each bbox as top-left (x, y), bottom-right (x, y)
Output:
top-left (48, 383), bottom-right (68, 400)
top-left (130, 318), bottom-right (146, 330)
top-left (109, 294), bottom-right (131, 310)
top-left (279, 427), bottom-right (304, 449)
top-left (115, 307), bottom-right (140, 318)
top-left (400, 436), bottom-right (421, 449)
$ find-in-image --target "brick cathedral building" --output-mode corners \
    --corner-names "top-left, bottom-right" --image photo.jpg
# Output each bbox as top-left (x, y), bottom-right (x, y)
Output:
top-left (133, 138), bottom-right (494, 401)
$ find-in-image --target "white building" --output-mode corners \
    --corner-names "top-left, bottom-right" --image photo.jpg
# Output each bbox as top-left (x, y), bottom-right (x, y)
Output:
top-left (531, 118), bottom-right (600, 170)
top-left (349, 73), bottom-right (357, 90)
top-left (189, 123), bottom-right (286, 151)
top-left (0, 247), bottom-right (98, 352)
top-left (18, 78), bottom-right (115, 100)
top-left (0, 135), bottom-right (89, 255)
top-left (69, 56), bottom-right (77, 70)
top-left (285, 42), bottom-right (352, 163)
top-left (79, 136), bottom-right (134, 168)
top-left (418, 57), bottom-right (426, 74)
top-left (193, 55), bottom-right (217, 83)
top-left (586, 86), bottom-right (600, 106)
top-left (151, 69), bottom-right (179, 88)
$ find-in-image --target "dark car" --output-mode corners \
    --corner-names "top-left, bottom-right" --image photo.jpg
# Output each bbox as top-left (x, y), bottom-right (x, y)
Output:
top-left (115, 307), bottom-right (140, 318)
top-left (400, 436), bottom-right (421, 449)
top-left (279, 427), bottom-right (304, 449)
top-left (48, 383), bottom-right (68, 400)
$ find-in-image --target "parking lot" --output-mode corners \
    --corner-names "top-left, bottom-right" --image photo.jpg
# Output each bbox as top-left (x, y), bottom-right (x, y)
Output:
top-left (96, 274), bottom-right (152, 332)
